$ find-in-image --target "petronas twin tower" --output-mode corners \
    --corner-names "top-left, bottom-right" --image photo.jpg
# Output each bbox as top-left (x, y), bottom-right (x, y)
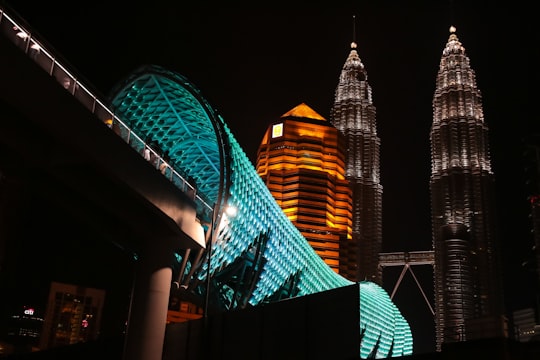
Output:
top-left (331, 40), bottom-right (383, 285)
top-left (429, 26), bottom-right (506, 348)
top-left (329, 26), bottom-right (506, 350)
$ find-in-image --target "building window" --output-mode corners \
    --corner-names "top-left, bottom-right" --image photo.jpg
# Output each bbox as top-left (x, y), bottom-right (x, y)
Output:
top-left (272, 123), bottom-right (283, 138)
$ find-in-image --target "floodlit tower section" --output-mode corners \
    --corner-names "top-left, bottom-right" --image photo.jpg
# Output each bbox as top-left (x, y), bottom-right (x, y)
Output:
top-left (256, 103), bottom-right (353, 274)
top-left (330, 40), bottom-right (382, 283)
top-left (430, 26), bottom-right (507, 351)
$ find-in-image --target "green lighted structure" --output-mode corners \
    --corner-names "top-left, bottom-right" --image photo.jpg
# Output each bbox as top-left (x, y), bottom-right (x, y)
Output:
top-left (0, 5), bottom-right (413, 353)
top-left (109, 65), bottom-right (413, 358)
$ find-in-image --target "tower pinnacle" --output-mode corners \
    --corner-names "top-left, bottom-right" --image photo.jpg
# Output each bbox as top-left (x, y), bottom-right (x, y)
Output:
top-left (430, 24), bottom-right (506, 351)
top-left (351, 15), bottom-right (357, 49)
top-left (330, 29), bottom-right (381, 284)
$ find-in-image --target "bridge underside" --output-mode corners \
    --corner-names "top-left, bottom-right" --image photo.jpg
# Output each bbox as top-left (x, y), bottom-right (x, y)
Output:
top-left (0, 33), bottom-right (204, 254)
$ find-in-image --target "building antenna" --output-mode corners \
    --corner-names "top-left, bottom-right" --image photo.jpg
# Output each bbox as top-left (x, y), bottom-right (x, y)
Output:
top-left (352, 15), bottom-right (357, 44)
top-left (449, 0), bottom-right (455, 27)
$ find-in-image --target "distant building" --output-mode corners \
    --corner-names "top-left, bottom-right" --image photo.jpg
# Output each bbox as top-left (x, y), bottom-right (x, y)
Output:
top-left (523, 133), bottom-right (540, 318)
top-left (4, 305), bottom-right (44, 354)
top-left (429, 26), bottom-right (507, 350)
top-left (39, 282), bottom-right (105, 350)
top-left (256, 103), bottom-right (353, 274)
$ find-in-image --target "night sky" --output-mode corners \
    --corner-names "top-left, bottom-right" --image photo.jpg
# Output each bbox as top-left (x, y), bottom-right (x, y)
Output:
top-left (4, 1), bottom-right (536, 355)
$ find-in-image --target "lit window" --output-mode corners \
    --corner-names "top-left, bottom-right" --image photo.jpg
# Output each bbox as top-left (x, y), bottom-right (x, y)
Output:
top-left (272, 123), bottom-right (283, 138)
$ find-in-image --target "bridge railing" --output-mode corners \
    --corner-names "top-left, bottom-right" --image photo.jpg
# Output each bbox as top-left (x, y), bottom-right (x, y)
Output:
top-left (0, 6), bottom-right (213, 215)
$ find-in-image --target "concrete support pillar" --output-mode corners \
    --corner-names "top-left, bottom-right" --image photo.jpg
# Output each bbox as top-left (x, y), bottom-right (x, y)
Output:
top-left (123, 238), bottom-right (175, 360)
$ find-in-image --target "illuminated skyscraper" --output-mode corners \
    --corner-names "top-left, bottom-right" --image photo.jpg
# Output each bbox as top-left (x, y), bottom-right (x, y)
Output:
top-left (330, 40), bottom-right (382, 284)
top-left (430, 26), bottom-right (507, 350)
top-left (256, 103), bottom-right (353, 274)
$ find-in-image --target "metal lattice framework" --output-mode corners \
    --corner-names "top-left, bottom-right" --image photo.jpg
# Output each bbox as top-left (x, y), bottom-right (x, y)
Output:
top-left (109, 65), bottom-right (412, 358)
top-left (0, 4), bottom-right (413, 356)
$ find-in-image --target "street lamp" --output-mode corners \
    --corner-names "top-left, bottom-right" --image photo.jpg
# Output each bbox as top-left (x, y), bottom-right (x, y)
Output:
top-left (203, 203), bottom-right (236, 319)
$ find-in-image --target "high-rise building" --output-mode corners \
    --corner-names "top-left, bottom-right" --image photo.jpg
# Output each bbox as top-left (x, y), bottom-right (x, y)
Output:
top-left (519, 133), bottom-right (540, 341)
top-left (429, 26), bottom-right (507, 350)
top-left (39, 282), bottom-right (105, 350)
top-left (4, 305), bottom-right (44, 354)
top-left (330, 40), bottom-right (383, 283)
top-left (256, 103), bottom-right (353, 274)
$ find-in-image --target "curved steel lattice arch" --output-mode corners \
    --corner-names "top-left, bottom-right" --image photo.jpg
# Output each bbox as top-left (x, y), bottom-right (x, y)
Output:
top-left (109, 65), bottom-right (413, 358)
top-left (109, 65), bottom-right (230, 214)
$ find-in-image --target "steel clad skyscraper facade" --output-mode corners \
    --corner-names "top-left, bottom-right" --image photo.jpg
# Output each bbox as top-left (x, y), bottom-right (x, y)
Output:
top-left (330, 41), bottom-right (382, 284)
top-left (430, 26), bottom-right (507, 350)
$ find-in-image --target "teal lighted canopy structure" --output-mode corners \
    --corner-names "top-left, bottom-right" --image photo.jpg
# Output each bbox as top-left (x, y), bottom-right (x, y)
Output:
top-left (109, 65), bottom-right (413, 358)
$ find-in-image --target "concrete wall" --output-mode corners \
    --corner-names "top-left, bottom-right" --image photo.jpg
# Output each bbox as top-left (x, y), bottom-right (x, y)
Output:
top-left (163, 284), bottom-right (360, 360)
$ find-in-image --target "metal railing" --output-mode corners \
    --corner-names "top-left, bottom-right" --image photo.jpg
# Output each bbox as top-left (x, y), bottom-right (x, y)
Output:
top-left (0, 6), bottom-right (212, 215)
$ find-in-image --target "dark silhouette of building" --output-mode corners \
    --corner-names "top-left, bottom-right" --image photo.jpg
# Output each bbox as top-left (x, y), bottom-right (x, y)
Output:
top-left (429, 26), bottom-right (507, 350)
top-left (330, 39), bottom-right (383, 284)
top-left (514, 133), bottom-right (540, 340)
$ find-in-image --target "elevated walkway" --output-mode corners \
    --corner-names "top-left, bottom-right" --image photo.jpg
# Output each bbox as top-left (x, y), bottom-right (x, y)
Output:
top-left (0, 7), bottom-right (206, 360)
top-left (0, 4), bottom-right (414, 359)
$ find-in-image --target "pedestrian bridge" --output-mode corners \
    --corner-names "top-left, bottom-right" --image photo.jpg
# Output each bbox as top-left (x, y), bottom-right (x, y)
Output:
top-left (0, 6), bottom-right (412, 358)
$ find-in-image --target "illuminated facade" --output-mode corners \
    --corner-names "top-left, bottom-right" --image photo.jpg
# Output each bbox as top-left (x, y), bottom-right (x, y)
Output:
top-left (256, 103), bottom-right (353, 273)
top-left (109, 65), bottom-right (413, 357)
top-left (330, 41), bottom-right (382, 283)
top-left (0, 6), bottom-right (414, 355)
top-left (430, 26), bottom-right (507, 350)
top-left (39, 282), bottom-right (104, 350)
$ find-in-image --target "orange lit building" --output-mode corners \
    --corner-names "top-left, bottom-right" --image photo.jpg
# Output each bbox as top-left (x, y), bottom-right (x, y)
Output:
top-left (256, 103), bottom-right (352, 273)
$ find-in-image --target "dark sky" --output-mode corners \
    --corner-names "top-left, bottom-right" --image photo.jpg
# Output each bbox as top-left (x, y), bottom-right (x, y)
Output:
top-left (5, 1), bottom-right (537, 354)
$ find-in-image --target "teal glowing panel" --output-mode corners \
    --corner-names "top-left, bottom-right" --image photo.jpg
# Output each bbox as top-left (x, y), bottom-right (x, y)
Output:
top-left (110, 65), bottom-right (413, 358)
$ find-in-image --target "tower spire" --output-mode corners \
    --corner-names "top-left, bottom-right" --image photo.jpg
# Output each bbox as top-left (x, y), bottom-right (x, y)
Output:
top-left (352, 15), bottom-right (357, 48)
top-left (449, 0), bottom-right (455, 28)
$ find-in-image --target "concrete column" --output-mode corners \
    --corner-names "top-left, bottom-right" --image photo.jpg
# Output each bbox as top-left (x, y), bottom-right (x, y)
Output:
top-left (123, 238), bottom-right (175, 360)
